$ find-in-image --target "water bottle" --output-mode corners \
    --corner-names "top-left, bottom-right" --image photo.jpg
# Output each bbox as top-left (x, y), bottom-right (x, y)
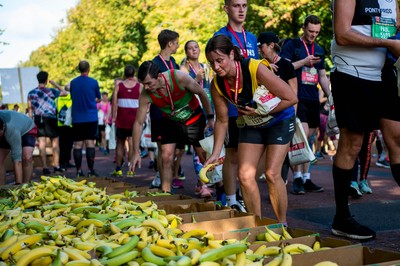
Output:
top-left (204, 127), bottom-right (213, 138)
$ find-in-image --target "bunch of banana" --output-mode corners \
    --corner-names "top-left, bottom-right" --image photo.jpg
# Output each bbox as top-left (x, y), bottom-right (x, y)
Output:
top-left (255, 225), bottom-right (293, 243)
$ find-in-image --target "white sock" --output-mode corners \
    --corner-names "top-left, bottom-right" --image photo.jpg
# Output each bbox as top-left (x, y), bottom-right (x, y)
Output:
top-left (293, 171), bottom-right (302, 180)
top-left (226, 194), bottom-right (237, 207)
top-left (302, 173), bottom-right (311, 183)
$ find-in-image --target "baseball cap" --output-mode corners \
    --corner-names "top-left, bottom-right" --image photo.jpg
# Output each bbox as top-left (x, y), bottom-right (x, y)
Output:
top-left (257, 32), bottom-right (279, 46)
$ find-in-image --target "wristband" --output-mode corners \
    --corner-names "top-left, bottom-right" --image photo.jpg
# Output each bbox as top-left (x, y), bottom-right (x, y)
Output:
top-left (207, 114), bottom-right (214, 119)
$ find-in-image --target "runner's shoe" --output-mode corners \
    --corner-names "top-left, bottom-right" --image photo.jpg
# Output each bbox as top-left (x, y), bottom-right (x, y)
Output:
top-left (349, 181), bottom-right (362, 199)
top-left (150, 173), bottom-right (161, 189)
top-left (303, 179), bottom-right (324, 192)
top-left (172, 178), bottom-right (184, 189)
top-left (376, 159), bottom-right (390, 169)
top-left (331, 216), bottom-right (376, 240)
top-left (112, 169), bottom-right (123, 177)
top-left (359, 179), bottom-right (372, 194)
top-left (292, 178), bottom-right (305, 195)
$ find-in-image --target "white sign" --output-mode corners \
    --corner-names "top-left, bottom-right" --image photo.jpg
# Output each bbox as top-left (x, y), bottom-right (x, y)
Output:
top-left (0, 67), bottom-right (39, 104)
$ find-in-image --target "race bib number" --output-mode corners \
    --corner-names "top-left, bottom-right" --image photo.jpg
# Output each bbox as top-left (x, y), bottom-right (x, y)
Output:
top-left (372, 16), bottom-right (396, 39)
top-left (301, 66), bottom-right (319, 85)
top-left (170, 105), bottom-right (194, 122)
top-left (242, 115), bottom-right (274, 128)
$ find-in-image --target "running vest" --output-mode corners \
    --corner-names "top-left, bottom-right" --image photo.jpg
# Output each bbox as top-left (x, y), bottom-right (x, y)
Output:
top-left (116, 82), bottom-right (140, 129)
top-left (147, 70), bottom-right (201, 124)
top-left (213, 58), bottom-right (294, 128)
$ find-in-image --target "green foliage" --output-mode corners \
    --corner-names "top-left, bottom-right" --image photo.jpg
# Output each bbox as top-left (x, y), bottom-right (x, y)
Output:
top-left (24, 0), bottom-right (334, 94)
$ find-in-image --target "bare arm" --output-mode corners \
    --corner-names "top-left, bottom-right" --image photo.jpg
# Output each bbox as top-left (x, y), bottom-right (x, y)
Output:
top-left (49, 80), bottom-right (68, 96)
top-left (334, 0), bottom-right (400, 57)
top-left (318, 69), bottom-right (331, 97)
top-left (112, 84), bottom-right (119, 123)
top-left (204, 80), bottom-right (229, 166)
top-left (255, 64), bottom-right (298, 114)
top-left (287, 77), bottom-right (298, 112)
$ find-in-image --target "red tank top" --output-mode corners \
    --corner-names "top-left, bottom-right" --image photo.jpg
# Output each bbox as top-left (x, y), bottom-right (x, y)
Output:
top-left (116, 82), bottom-right (140, 129)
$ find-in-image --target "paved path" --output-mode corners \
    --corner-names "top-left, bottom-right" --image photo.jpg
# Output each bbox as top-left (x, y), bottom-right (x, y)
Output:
top-left (11, 147), bottom-right (400, 252)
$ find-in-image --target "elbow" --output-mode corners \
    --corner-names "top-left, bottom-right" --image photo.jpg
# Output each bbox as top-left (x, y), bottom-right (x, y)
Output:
top-left (335, 34), bottom-right (350, 46)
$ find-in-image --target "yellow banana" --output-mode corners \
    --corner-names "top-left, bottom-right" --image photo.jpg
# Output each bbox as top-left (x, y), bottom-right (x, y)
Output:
top-left (58, 225), bottom-right (76, 236)
top-left (63, 247), bottom-right (90, 260)
top-left (199, 162), bottom-right (219, 183)
top-left (283, 243), bottom-right (314, 254)
top-left (149, 244), bottom-right (176, 257)
top-left (313, 261), bottom-right (339, 266)
top-left (313, 240), bottom-right (321, 251)
top-left (235, 252), bottom-right (246, 266)
top-left (1, 234), bottom-right (43, 260)
top-left (74, 241), bottom-right (97, 251)
top-left (31, 255), bottom-right (53, 266)
top-left (80, 223), bottom-right (95, 241)
top-left (15, 247), bottom-right (53, 266)
top-left (265, 226), bottom-right (282, 241)
top-left (126, 226), bottom-right (145, 236)
top-left (281, 253), bottom-right (293, 266)
top-left (281, 225), bottom-right (292, 240)
top-left (64, 260), bottom-right (91, 266)
top-left (0, 234), bottom-right (18, 248)
top-left (198, 262), bottom-right (220, 266)
top-left (265, 254), bottom-right (283, 266)
top-left (181, 229), bottom-right (207, 239)
top-left (185, 248), bottom-right (202, 265)
top-left (142, 218), bottom-right (167, 238)
top-left (199, 243), bottom-right (248, 262)
top-left (76, 219), bottom-right (104, 230)
top-left (12, 248), bottom-right (31, 262)
top-left (253, 245), bottom-right (281, 256)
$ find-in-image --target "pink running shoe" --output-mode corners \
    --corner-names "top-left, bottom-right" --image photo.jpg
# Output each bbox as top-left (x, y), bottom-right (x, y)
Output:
top-left (200, 185), bottom-right (214, 198)
top-left (172, 178), bottom-right (184, 189)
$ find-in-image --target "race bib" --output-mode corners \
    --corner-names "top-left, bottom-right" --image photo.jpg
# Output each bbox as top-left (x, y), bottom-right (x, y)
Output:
top-left (372, 16), bottom-right (396, 39)
top-left (301, 66), bottom-right (318, 85)
top-left (242, 114), bottom-right (274, 128)
top-left (170, 105), bottom-right (194, 122)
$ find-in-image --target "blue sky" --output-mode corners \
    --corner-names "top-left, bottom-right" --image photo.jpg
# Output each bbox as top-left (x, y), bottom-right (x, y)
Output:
top-left (0, 0), bottom-right (77, 68)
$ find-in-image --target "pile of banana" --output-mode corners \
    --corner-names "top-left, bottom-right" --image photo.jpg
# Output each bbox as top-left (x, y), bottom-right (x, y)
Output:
top-left (0, 176), bottom-right (338, 266)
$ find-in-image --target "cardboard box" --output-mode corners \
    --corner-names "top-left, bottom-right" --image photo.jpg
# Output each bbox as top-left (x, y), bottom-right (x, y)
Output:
top-left (178, 215), bottom-right (276, 233)
top-left (128, 194), bottom-right (192, 203)
top-left (219, 223), bottom-right (316, 243)
top-left (287, 245), bottom-right (400, 266)
top-left (178, 209), bottom-right (252, 224)
top-left (160, 200), bottom-right (216, 214)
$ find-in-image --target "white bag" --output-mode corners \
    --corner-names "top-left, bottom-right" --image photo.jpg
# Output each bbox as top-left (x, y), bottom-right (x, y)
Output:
top-left (105, 124), bottom-right (111, 140)
top-left (326, 94), bottom-right (340, 137)
top-left (108, 123), bottom-right (116, 150)
top-left (141, 113), bottom-right (157, 149)
top-left (64, 108), bottom-right (72, 126)
top-left (199, 135), bottom-right (225, 184)
top-left (288, 118), bottom-right (316, 166)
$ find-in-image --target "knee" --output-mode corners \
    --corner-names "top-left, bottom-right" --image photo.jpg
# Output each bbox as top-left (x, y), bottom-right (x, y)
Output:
top-left (22, 155), bottom-right (33, 164)
top-left (265, 169), bottom-right (281, 184)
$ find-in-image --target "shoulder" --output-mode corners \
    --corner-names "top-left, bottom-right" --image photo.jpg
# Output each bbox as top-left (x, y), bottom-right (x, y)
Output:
top-left (214, 27), bottom-right (228, 36)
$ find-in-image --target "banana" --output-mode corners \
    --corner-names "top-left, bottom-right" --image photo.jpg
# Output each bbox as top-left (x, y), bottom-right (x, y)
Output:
top-left (265, 254), bottom-right (283, 266)
top-left (185, 249), bottom-right (201, 265)
top-left (265, 226), bottom-right (282, 241)
top-left (87, 211), bottom-right (119, 221)
top-left (199, 243), bottom-right (248, 262)
top-left (15, 247), bottom-right (53, 266)
top-left (76, 219), bottom-right (105, 229)
top-left (181, 229), bottom-right (207, 239)
top-left (235, 252), bottom-right (246, 266)
top-left (199, 162), bottom-right (220, 183)
top-left (12, 248), bottom-right (31, 262)
top-left (0, 228), bottom-right (14, 242)
top-left (64, 260), bottom-right (91, 266)
top-left (31, 255), bottom-right (53, 266)
top-left (126, 226), bottom-right (145, 236)
top-left (283, 243), bottom-right (314, 254)
top-left (95, 245), bottom-right (113, 257)
top-left (1, 233), bottom-right (43, 260)
top-left (142, 246), bottom-right (167, 265)
top-left (313, 240), bottom-right (321, 251)
top-left (107, 235), bottom-right (139, 258)
top-left (24, 221), bottom-right (47, 232)
top-left (142, 218), bottom-right (167, 238)
top-left (198, 262), bottom-right (220, 266)
top-left (90, 259), bottom-right (102, 266)
top-left (58, 225), bottom-right (76, 236)
top-left (0, 234), bottom-right (18, 248)
top-left (71, 206), bottom-right (101, 214)
top-left (156, 239), bottom-right (176, 250)
top-left (280, 253), bottom-right (293, 266)
top-left (253, 245), bottom-right (281, 256)
top-left (63, 247), bottom-right (90, 261)
top-left (149, 244), bottom-right (176, 257)
top-left (313, 261), bottom-right (339, 266)
top-left (74, 241), bottom-right (97, 251)
top-left (114, 218), bottom-right (143, 230)
top-left (100, 250), bottom-right (139, 266)
top-left (281, 225), bottom-right (292, 240)
top-left (80, 223), bottom-right (95, 241)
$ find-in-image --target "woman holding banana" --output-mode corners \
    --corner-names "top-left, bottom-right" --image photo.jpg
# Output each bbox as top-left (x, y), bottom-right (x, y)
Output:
top-left (204, 34), bottom-right (297, 221)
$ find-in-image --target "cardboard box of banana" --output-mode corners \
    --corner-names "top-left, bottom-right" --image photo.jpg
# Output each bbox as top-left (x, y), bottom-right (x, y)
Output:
top-left (0, 176), bottom-right (399, 266)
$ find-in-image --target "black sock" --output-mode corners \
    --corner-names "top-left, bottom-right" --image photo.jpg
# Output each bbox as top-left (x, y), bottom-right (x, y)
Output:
top-left (332, 164), bottom-right (352, 220)
top-left (73, 149), bottom-right (82, 170)
top-left (390, 163), bottom-right (400, 186)
top-left (86, 147), bottom-right (95, 171)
